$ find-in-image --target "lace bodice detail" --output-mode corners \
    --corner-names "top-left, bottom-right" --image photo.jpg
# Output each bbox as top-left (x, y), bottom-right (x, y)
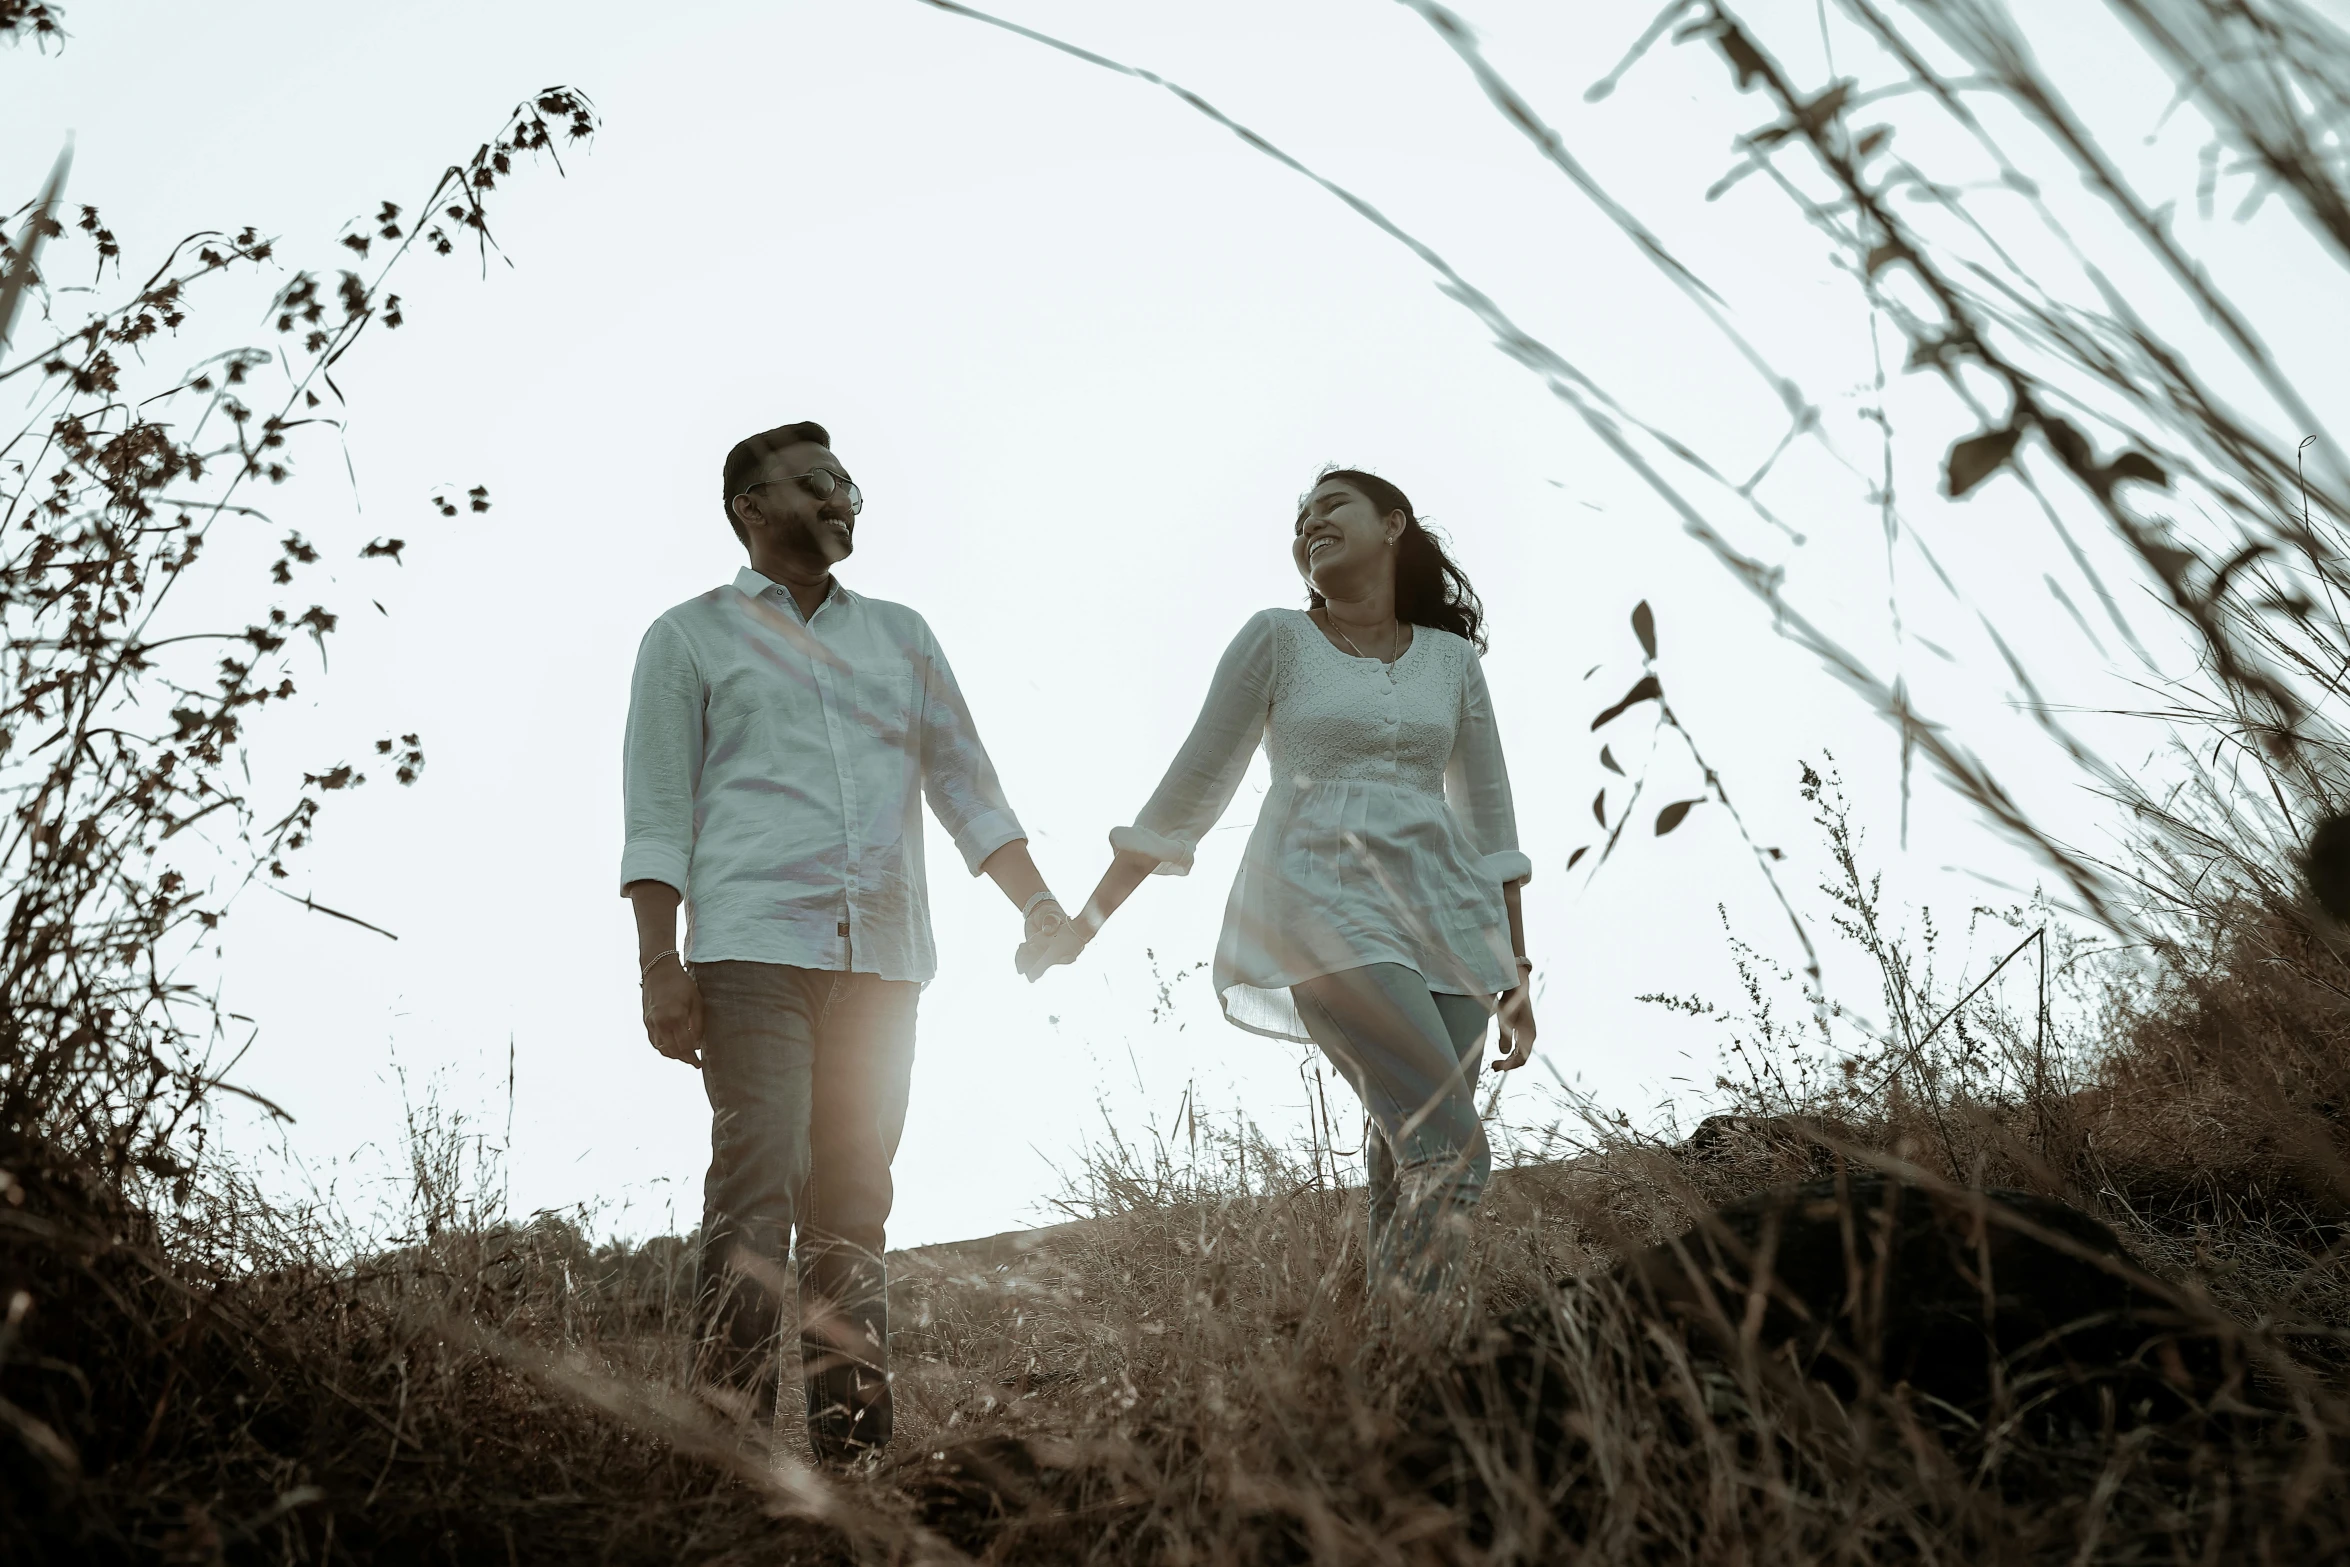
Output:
top-left (1111, 607), bottom-right (1533, 1040)
top-left (1262, 610), bottom-right (1465, 797)
top-left (1114, 608), bottom-right (1525, 882)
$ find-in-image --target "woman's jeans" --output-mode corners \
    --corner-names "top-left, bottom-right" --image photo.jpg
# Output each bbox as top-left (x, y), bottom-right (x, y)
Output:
top-left (1292, 964), bottom-right (1492, 1293)
top-left (691, 960), bottom-right (917, 1458)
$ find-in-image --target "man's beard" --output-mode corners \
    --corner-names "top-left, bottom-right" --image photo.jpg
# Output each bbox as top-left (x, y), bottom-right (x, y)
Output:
top-left (792, 511), bottom-right (854, 566)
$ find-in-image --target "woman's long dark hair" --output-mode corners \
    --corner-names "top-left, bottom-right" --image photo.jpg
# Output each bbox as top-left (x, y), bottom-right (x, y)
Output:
top-left (1299, 467), bottom-right (1487, 651)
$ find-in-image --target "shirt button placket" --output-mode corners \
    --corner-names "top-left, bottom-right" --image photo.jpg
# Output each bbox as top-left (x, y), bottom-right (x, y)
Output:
top-left (811, 603), bottom-right (860, 961)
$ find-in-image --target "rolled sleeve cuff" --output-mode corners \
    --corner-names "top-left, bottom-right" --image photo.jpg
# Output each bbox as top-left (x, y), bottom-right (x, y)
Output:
top-left (1110, 824), bottom-right (1195, 876)
top-left (955, 809), bottom-right (1026, 876)
top-left (1483, 848), bottom-right (1534, 886)
top-left (620, 841), bottom-right (691, 898)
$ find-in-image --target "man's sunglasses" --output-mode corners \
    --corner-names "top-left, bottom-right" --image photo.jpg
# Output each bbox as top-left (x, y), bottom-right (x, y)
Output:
top-left (748, 468), bottom-right (863, 515)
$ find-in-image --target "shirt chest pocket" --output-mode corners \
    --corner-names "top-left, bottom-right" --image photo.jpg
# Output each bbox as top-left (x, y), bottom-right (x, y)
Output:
top-left (855, 667), bottom-right (917, 756)
top-left (706, 654), bottom-right (823, 740)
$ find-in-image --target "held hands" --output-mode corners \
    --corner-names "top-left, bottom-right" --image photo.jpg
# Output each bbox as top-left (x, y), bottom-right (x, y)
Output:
top-left (640, 954), bottom-right (705, 1069)
top-left (1018, 850), bottom-right (1149, 983)
top-left (1014, 897), bottom-right (1089, 983)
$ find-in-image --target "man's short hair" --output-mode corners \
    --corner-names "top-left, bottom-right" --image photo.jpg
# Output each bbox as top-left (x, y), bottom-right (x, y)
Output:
top-left (721, 420), bottom-right (832, 544)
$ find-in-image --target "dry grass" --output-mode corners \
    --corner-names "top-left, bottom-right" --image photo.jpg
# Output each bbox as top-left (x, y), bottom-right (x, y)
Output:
top-left (13, 872), bottom-right (2350, 1565)
top-left (12, 5), bottom-right (2350, 1560)
top-left (3, 769), bottom-right (2345, 1565)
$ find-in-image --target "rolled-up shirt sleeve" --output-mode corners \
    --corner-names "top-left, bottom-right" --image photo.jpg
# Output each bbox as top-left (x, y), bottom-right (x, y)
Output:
top-left (620, 617), bottom-right (703, 896)
top-left (913, 621), bottom-right (1025, 875)
top-left (1446, 648), bottom-right (1532, 886)
top-left (1116, 610), bottom-right (1279, 876)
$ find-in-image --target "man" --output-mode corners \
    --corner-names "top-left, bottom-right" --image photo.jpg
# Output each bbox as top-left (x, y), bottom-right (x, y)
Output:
top-left (621, 420), bottom-right (1064, 1461)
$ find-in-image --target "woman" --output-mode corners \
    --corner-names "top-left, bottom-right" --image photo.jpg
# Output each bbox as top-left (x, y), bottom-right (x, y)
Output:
top-left (1035, 467), bottom-right (1536, 1294)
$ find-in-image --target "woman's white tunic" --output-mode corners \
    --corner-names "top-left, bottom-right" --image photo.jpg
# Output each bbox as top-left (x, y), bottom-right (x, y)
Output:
top-left (1113, 609), bottom-right (1532, 1042)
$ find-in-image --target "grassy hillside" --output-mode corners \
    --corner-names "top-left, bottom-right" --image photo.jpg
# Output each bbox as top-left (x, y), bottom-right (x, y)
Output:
top-left (9, 2), bottom-right (2350, 1559)
top-left (9, 851), bottom-right (2348, 1563)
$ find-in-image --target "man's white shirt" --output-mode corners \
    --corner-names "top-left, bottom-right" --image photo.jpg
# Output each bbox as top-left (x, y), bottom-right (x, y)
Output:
top-left (621, 567), bottom-right (1023, 981)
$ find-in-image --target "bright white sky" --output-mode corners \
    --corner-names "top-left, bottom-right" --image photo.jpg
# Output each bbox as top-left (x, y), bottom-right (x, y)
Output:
top-left (10, 1), bottom-right (2346, 1246)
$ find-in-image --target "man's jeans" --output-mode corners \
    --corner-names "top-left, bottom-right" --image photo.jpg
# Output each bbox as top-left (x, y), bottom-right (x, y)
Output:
top-left (691, 960), bottom-right (917, 1457)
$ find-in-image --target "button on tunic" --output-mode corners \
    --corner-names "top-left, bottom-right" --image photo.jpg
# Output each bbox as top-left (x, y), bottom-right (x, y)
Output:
top-left (1112, 608), bottom-right (1531, 1042)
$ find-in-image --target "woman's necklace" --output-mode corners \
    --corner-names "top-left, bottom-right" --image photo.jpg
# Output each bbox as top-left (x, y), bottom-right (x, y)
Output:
top-left (1327, 612), bottom-right (1402, 663)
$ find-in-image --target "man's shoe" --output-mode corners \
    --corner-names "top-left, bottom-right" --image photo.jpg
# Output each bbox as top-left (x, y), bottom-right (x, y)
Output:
top-left (809, 1439), bottom-right (886, 1474)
